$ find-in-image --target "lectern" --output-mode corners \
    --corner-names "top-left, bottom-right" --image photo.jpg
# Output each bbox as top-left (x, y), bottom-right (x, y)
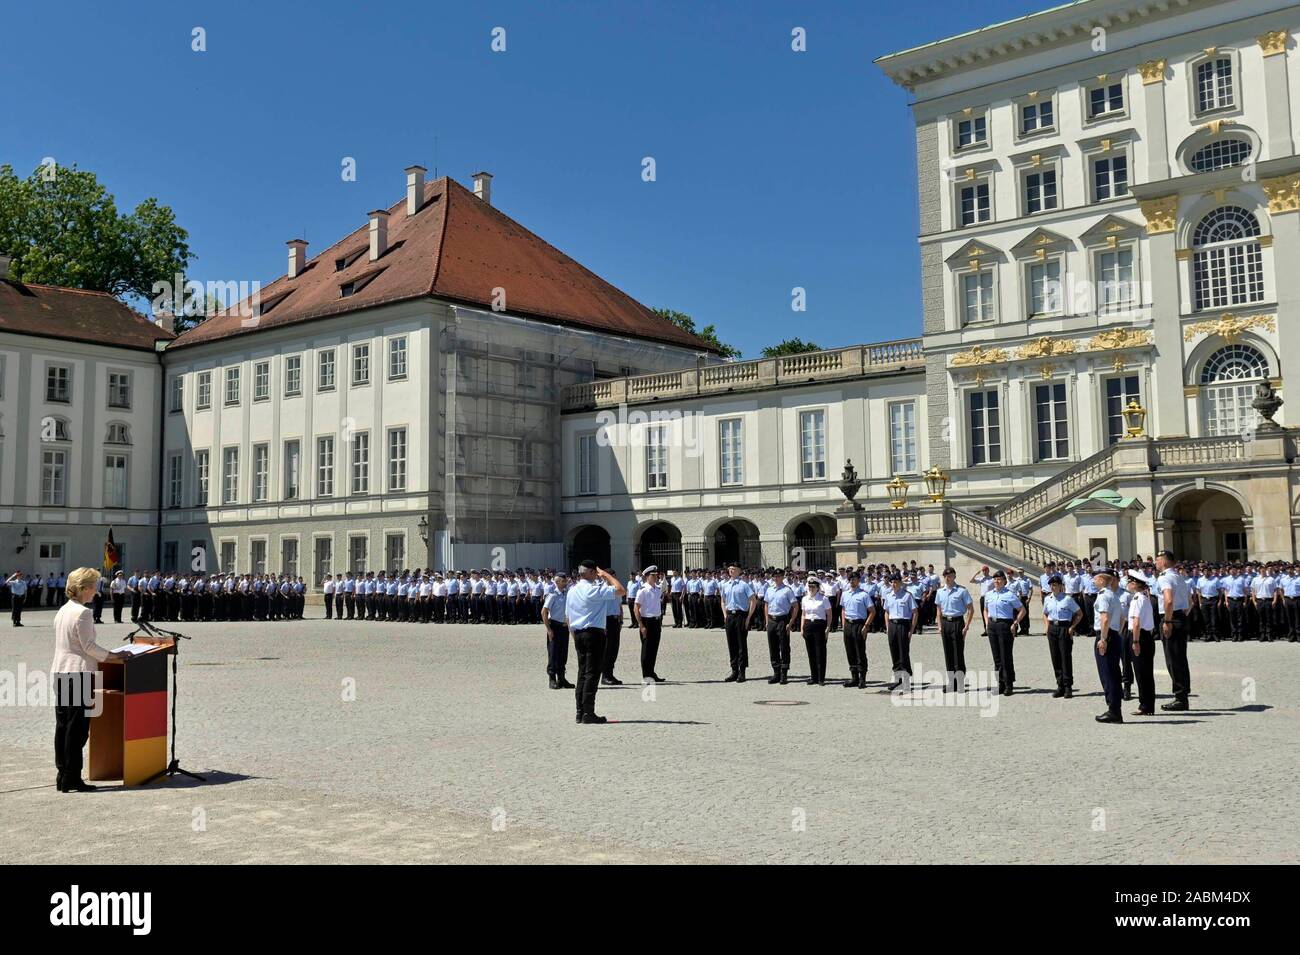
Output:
top-left (88, 637), bottom-right (174, 785)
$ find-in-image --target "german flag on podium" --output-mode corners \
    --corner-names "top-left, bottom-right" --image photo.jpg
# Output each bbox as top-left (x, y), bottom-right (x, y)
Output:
top-left (88, 642), bottom-right (172, 785)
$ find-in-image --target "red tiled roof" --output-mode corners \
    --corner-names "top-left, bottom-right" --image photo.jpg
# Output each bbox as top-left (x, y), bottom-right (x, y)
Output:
top-left (171, 176), bottom-right (716, 353)
top-left (0, 280), bottom-right (174, 351)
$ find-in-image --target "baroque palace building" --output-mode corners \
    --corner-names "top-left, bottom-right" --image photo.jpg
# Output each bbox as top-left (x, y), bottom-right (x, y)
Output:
top-left (3, 0), bottom-right (1299, 585)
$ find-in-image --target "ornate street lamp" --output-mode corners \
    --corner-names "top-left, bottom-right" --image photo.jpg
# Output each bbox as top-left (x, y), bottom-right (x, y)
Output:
top-left (1122, 399), bottom-right (1148, 438)
top-left (886, 475), bottom-right (909, 510)
top-left (417, 515), bottom-right (429, 544)
top-left (923, 465), bottom-right (950, 502)
top-left (16, 527), bottom-right (30, 554)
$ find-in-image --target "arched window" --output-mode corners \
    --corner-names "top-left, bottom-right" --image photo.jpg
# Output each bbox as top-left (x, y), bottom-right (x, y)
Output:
top-left (1189, 137), bottom-right (1252, 172)
top-left (1192, 207), bottom-right (1264, 310)
top-left (105, 422), bottom-right (132, 445)
top-left (1200, 343), bottom-right (1267, 437)
top-left (43, 416), bottom-right (72, 442)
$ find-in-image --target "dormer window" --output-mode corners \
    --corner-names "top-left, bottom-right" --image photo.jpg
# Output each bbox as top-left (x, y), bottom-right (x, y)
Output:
top-left (334, 247), bottom-right (367, 272)
top-left (339, 267), bottom-right (384, 299)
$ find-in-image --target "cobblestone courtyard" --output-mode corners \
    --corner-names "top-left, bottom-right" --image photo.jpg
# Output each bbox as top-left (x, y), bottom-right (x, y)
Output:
top-left (1, 610), bottom-right (1296, 864)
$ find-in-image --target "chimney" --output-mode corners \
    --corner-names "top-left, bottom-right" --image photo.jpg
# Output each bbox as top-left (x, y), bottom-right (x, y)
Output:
top-left (155, 310), bottom-right (176, 334)
top-left (0, 253), bottom-right (10, 281)
top-left (472, 171), bottom-right (493, 206)
top-left (368, 209), bottom-right (389, 261)
top-left (405, 165), bottom-right (427, 216)
top-left (287, 239), bottom-right (308, 278)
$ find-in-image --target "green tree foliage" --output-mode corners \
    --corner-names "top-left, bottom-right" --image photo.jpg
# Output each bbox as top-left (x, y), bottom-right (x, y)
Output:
top-left (653, 307), bottom-right (742, 359)
top-left (760, 338), bottom-right (821, 358)
top-left (0, 162), bottom-right (192, 309)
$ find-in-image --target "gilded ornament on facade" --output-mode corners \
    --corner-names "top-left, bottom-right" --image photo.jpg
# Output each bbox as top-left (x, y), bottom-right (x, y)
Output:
top-left (1138, 195), bottom-right (1178, 234)
top-left (950, 343), bottom-right (1008, 367)
top-left (1258, 30), bottom-right (1289, 56)
top-left (1016, 336), bottom-right (1076, 359)
top-left (1139, 59), bottom-right (1167, 84)
top-left (1089, 328), bottom-right (1152, 351)
top-left (1261, 173), bottom-right (1300, 213)
top-left (1182, 313), bottom-right (1276, 343)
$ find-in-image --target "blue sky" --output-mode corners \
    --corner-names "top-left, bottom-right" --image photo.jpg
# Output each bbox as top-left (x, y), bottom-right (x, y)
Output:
top-left (1, 0), bottom-right (1046, 356)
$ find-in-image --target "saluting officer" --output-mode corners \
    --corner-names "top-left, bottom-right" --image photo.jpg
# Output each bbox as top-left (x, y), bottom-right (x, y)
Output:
top-left (565, 561), bottom-right (626, 724)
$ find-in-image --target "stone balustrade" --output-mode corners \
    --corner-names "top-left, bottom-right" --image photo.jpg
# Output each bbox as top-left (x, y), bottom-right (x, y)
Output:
top-left (562, 338), bottom-right (924, 410)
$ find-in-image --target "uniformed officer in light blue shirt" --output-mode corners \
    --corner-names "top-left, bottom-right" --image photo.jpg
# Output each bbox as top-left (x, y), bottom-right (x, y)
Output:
top-left (763, 571), bottom-right (796, 684)
top-left (1155, 551), bottom-right (1193, 710)
top-left (839, 571), bottom-right (875, 689)
top-left (1042, 575), bottom-right (1082, 698)
top-left (935, 568), bottom-right (974, 692)
top-left (984, 570), bottom-right (1025, 696)
top-left (542, 573), bottom-right (572, 690)
top-left (565, 560), bottom-right (626, 724)
top-left (720, 564), bottom-right (757, 682)
top-left (882, 574), bottom-right (918, 691)
top-left (1092, 568), bottom-right (1124, 723)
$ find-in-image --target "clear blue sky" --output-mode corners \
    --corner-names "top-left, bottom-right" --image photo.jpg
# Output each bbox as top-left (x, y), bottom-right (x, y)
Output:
top-left (0, 0), bottom-right (1044, 356)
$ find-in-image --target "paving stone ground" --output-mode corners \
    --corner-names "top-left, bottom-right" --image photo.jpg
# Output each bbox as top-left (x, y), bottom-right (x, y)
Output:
top-left (1, 609), bottom-right (1296, 864)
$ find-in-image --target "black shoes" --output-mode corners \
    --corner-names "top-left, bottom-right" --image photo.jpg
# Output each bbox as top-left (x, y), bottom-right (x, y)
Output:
top-left (1123, 684), bottom-right (1133, 701)
top-left (723, 672), bottom-right (738, 683)
top-left (559, 678), bottom-right (575, 689)
top-left (778, 668), bottom-right (789, 685)
top-left (59, 780), bottom-right (98, 793)
top-left (548, 676), bottom-right (559, 689)
top-left (1052, 687), bottom-right (1064, 698)
top-left (768, 672), bottom-right (780, 684)
top-left (1132, 708), bottom-right (1153, 716)
top-left (580, 713), bottom-right (607, 724)
top-left (1095, 711), bottom-right (1124, 724)
top-left (600, 675), bottom-right (622, 686)
top-left (650, 673), bottom-right (666, 683)
top-left (1064, 687), bottom-right (1073, 699)
top-left (843, 677), bottom-right (858, 688)
top-left (1160, 700), bottom-right (1189, 712)
top-left (736, 669), bottom-right (746, 683)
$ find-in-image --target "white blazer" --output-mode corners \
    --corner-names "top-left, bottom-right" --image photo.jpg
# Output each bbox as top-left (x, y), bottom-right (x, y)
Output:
top-left (50, 602), bottom-right (113, 674)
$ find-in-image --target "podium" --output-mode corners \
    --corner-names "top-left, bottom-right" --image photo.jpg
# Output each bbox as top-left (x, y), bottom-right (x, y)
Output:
top-left (88, 637), bottom-right (174, 786)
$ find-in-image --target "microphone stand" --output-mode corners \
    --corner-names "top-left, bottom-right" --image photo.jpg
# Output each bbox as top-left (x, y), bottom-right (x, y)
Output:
top-left (128, 619), bottom-right (206, 785)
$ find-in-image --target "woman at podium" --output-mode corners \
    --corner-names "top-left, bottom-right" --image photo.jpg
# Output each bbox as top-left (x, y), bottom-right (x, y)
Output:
top-left (51, 568), bottom-right (131, 793)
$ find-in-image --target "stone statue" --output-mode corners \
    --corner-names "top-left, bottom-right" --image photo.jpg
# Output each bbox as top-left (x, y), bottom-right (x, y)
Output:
top-left (838, 460), bottom-right (862, 503)
top-left (1252, 381), bottom-right (1283, 430)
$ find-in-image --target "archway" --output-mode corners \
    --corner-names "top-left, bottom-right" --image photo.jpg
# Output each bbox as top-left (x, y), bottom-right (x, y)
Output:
top-left (712, 519), bottom-right (761, 569)
top-left (637, 521), bottom-right (683, 573)
top-left (568, 525), bottom-right (611, 570)
top-left (1163, 489), bottom-right (1248, 561)
top-left (786, 514), bottom-right (836, 571)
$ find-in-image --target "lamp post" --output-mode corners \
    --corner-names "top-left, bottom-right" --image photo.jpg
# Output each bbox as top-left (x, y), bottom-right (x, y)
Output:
top-left (886, 475), bottom-right (909, 510)
top-left (417, 515), bottom-right (429, 544)
top-left (922, 466), bottom-right (950, 503)
top-left (16, 527), bottom-right (30, 554)
top-left (1122, 399), bottom-right (1148, 438)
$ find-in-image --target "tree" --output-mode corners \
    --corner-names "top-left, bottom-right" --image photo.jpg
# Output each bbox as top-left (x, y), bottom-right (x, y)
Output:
top-left (0, 162), bottom-right (192, 316)
top-left (761, 338), bottom-right (821, 358)
top-left (653, 307), bottom-right (741, 359)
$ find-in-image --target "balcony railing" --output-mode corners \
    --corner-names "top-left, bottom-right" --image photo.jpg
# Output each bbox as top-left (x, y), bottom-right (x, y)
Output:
top-left (562, 338), bottom-right (924, 410)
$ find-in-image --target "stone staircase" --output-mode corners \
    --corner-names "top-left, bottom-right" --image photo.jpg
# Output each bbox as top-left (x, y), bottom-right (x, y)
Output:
top-left (946, 506), bottom-right (1076, 576)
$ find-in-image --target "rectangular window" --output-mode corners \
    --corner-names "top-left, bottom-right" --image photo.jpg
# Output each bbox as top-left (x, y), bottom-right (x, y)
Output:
top-left (959, 182), bottom-right (990, 227)
top-left (799, 409), bottom-right (827, 481)
top-left (352, 343), bottom-right (370, 386)
top-left (284, 440), bottom-right (301, 500)
top-left (968, 390), bottom-right (1002, 466)
top-left (962, 270), bottom-right (994, 324)
top-left (46, 365), bottom-right (71, 403)
top-left (577, 433), bottom-right (597, 495)
top-left (1023, 168), bottom-right (1057, 214)
top-left (224, 367), bottom-right (241, 405)
top-left (1098, 247), bottom-right (1136, 310)
top-left (252, 443), bottom-right (269, 502)
top-left (1020, 99), bottom-right (1054, 135)
top-left (318, 349), bottom-right (336, 390)
top-left (222, 447), bottom-right (239, 503)
top-left (1088, 82), bottom-right (1125, 119)
top-left (107, 372), bottom-right (131, 409)
top-left (889, 402), bottom-right (918, 474)
top-left (1028, 260), bottom-right (1063, 316)
top-left (1092, 155), bottom-right (1129, 201)
top-left (282, 538), bottom-right (299, 578)
top-left (719, 418), bottom-right (743, 486)
top-left (349, 536), bottom-right (368, 573)
top-left (1034, 382), bottom-right (1070, 461)
top-left (385, 533), bottom-right (405, 573)
top-left (645, 425), bottom-right (667, 491)
top-left (314, 537), bottom-right (333, 586)
top-left (162, 541), bottom-right (179, 573)
top-left (195, 450), bottom-right (210, 505)
top-left (220, 540), bottom-right (236, 574)
top-left (168, 453), bottom-right (183, 508)
top-left (388, 337), bottom-right (408, 380)
top-left (251, 539), bottom-right (267, 575)
top-left (351, 431), bottom-right (370, 494)
top-left (284, 355), bottom-right (302, 396)
top-left (168, 375), bottom-right (183, 412)
top-left (104, 453), bottom-right (128, 508)
top-left (196, 371), bottom-right (212, 410)
top-left (1196, 57), bottom-right (1234, 113)
top-left (388, 427), bottom-right (407, 491)
top-left (956, 114), bottom-right (987, 149)
top-left (317, 436), bottom-right (335, 496)
top-left (1106, 375), bottom-right (1141, 445)
top-left (253, 361), bottom-right (270, 401)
